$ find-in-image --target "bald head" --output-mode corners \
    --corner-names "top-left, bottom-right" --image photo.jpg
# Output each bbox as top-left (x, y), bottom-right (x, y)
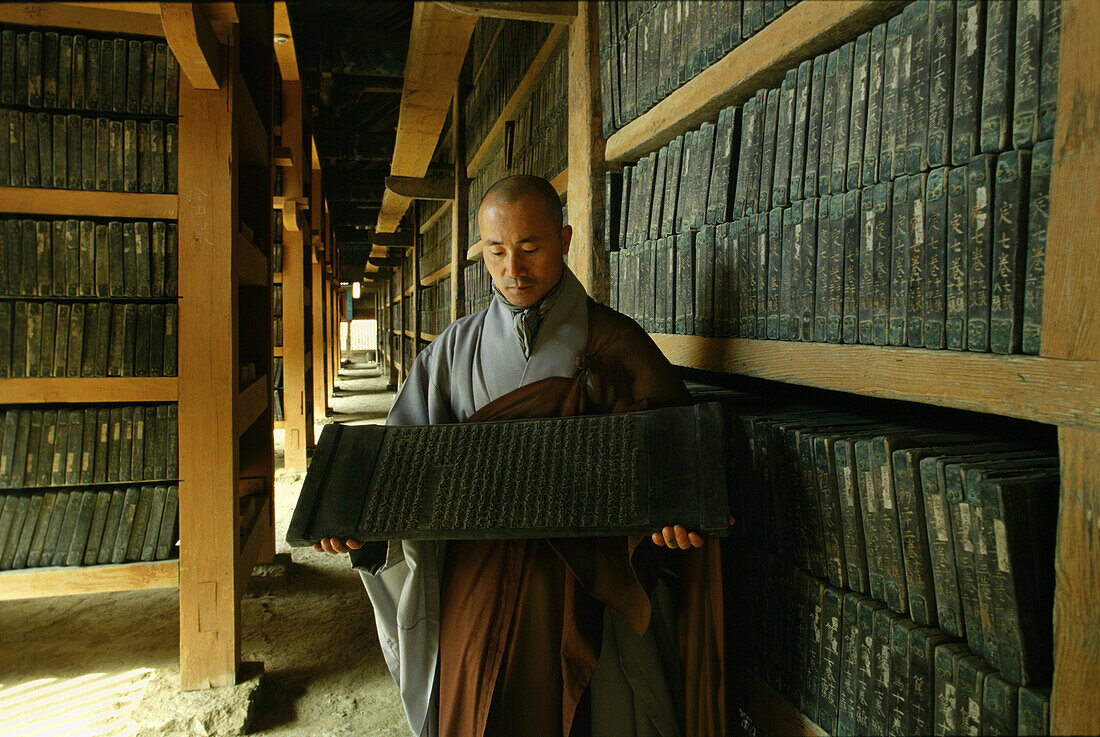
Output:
top-left (479, 174), bottom-right (563, 231)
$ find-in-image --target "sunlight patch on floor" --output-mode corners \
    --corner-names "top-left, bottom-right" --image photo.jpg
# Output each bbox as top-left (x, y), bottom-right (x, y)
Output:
top-left (0, 668), bottom-right (153, 737)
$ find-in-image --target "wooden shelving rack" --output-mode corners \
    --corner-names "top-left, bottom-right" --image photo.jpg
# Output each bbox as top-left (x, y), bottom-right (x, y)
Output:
top-left (0, 3), bottom-right (277, 691)
top-left (373, 0), bottom-right (1100, 733)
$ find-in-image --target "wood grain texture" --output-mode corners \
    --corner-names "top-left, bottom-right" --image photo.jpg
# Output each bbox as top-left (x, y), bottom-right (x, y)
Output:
top-left (466, 24), bottom-right (568, 177)
top-left (177, 61), bottom-right (241, 690)
top-left (378, 3), bottom-right (477, 232)
top-left (0, 188), bottom-right (176, 220)
top-left (385, 174), bottom-right (454, 200)
top-left (451, 92), bottom-right (467, 323)
top-left (160, 2), bottom-right (223, 90)
top-left (311, 166), bottom-right (329, 418)
top-left (236, 375), bottom-right (269, 436)
top-left (0, 560), bottom-right (178, 601)
top-left (604, 0), bottom-right (906, 163)
top-left (421, 262), bottom-right (453, 287)
top-left (566, 2), bottom-right (607, 303)
top-left (1052, 426), bottom-right (1100, 735)
top-left (272, 1), bottom-right (299, 81)
top-left (0, 378), bottom-right (177, 405)
top-left (434, 1), bottom-right (577, 25)
top-left (1041, 0), bottom-right (1100, 363)
top-left (0, 3), bottom-right (165, 36)
top-left (233, 232), bottom-right (267, 287)
top-left (651, 334), bottom-right (1100, 430)
top-left (280, 80), bottom-right (310, 473)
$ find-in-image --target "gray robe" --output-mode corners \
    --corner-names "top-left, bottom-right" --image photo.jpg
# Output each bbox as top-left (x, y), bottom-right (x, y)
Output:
top-left (354, 267), bottom-right (589, 737)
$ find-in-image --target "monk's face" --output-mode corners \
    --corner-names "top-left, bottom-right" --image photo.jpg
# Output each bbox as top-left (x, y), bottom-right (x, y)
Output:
top-left (478, 193), bottom-right (572, 307)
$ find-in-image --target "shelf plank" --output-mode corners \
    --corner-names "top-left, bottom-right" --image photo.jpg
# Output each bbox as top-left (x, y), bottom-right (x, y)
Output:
top-left (421, 332), bottom-right (439, 342)
top-left (733, 674), bottom-right (827, 737)
top-left (0, 3), bottom-right (166, 37)
top-left (420, 262), bottom-right (452, 287)
top-left (0, 187), bottom-right (178, 220)
top-left (651, 334), bottom-right (1100, 430)
top-left (236, 375), bottom-right (269, 435)
top-left (235, 497), bottom-right (272, 600)
top-left (419, 201), bottom-right (453, 234)
top-left (466, 24), bottom-right (568, 178)
top-left (0, 377), bottom-right (178, 404)
top-left (467, 239), bottom-right (484, 262)
top-left (273, 347), bottom-right (284, 357)
top-left (0, 559), bottom-right (179, 601)
top-left (273, 272), bottom-right (283, 284)
top-left (234, 232), bottom-right (268, 287)
top-left (377, 3), bottom-right (477, 233)
top-left (273, 420), bottom-right (285, 430)
top-left (235, 70), bottom-right (269, 168)
top-left (605, 0), bottom-right (906, 163)
top-left (404, 330), bottom-right (415, 339)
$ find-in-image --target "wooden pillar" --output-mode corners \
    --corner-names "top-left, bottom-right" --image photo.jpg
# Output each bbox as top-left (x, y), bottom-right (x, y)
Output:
top-left (310, 168), bottom-right (328, 417)
top-left (451, 91), bottom-right (467, 322)
top-left (1043, 1), bottom-right (1100, 732)
top-left (177, 41), bottom-right (241, 690)
top-left (280, 81), bottom-right (309, 471)
top-left (566, 0), bottom-right (607, 302)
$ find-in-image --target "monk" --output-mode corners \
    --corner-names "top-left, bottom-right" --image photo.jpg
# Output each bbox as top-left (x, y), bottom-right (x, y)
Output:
top-left (317, 175), bottom-right (724, 737)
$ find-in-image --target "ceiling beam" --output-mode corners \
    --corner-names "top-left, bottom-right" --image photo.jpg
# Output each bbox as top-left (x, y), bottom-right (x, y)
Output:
top-left (371, 231), bottom-right (414, 248)
top-left (433, 1), bottom-right (578, 24)
top-left (159, 3), bottom-right (222, 89)
top-left (273, 1), bottom-right (300, 81)
top-left (376, 3), bottom-right (476, 232)
top-left (369, 257), bottom-right (403, 269)
top-left (385, 174), bottom-right (454, 201)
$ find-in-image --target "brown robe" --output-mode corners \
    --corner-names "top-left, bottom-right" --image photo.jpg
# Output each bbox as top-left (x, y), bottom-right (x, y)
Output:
top-left (438, 300), bottom-right (725, 737)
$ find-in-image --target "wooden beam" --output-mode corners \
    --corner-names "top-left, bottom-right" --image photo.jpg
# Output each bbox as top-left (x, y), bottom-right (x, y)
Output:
top-left (0, 378), bottom-right (177, 405)
top-left (0, 560), bottom-right (179, 601)
top-left (0, 3), bottom-right (166, 36)
top-left (451, 90), bottom-right (467, 323)
top-left (372, 231), bottom-right (415, 248)
top-left (273, 1), bottom-right (300, 81)
top-left (434, 1), bottom-right (577, 25)
top-left (1044, 2), bottom-right (1100, 731)
top-left (566, 1), bottom-right (604, 300)
top-left (604, 0), bottom-right (907, 163)
top-left (369, 257), bottom-right (403, 269)
top-left (377, 3), bottom-right (477, 232)
top-left (160, 2), bottom-right (223, 90)
top-left (0, 188), bottom-right (176, 220)
top-left (650, 334), bottom-right (1100, 430)
top-left (386, 174), bottom-right (455, 201)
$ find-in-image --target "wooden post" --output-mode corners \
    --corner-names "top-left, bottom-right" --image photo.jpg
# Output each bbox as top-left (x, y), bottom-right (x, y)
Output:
top-left (311, 170), bottom-right (328, 417)
top-left (177, 39), bottom-right (240, 690)
top-left (451, 90), bottom-right (467, 323)
top-left (280, 80), bottom-right (309, 471)
top-left (565, 0), bottom-right (607, 302)
top-left (1042, 1), bottom-right (1100, 732)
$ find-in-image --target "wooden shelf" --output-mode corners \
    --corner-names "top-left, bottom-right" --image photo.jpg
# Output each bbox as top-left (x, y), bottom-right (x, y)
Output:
top-left (404, 285), bottom-right (414, 298)
top-left (421, 332), bottom-right (439, 342)
top-left (376, 3), bottom-right (477, 232)
top-left (404, 330), bottom-right (415, 339)
top-left (604, 0), bottom-right (905, 163)
top-left (734, 674), bottom-right (827, 737)
top-left (0, 377), bottom-right (178, 405)
top-left (272, 196), bottom-right (309, 211)
top-left (236, 375), bottom-right (269, 435)
top-left (235, 69), bottom-right (269, 168)
top-left (467, 239), bottom-right (484, 261)
top-left (273, 272), bottom-right (283, 284)
top-left (273, 420), bottom-right (285, 431)
top-left (466, 23), bottom-right (568, 177)
top-left (650, 334), bottom-right (1100, 430)
top-left (0, 187), bottom-right (178, 220)
top-left (420, 262), bottom-right (452, 287)
top-left (234, 232), bottom-right (268, 287)
top-left (235, 498), bottom-right (272, 600)
top-left (419, 201), bottom-right (452, 234)
top-left (0, 559), bottom-right (179, 601)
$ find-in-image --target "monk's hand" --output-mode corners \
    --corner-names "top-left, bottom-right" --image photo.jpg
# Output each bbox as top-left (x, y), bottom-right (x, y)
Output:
top-left (651, 525), bottom-right (705, 550)
top-left (313, 538), bottom-right (364, 554)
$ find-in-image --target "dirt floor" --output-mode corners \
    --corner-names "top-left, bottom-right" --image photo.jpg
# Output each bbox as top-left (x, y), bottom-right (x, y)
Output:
top-left (0, 358), bottom-right (410, 737)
